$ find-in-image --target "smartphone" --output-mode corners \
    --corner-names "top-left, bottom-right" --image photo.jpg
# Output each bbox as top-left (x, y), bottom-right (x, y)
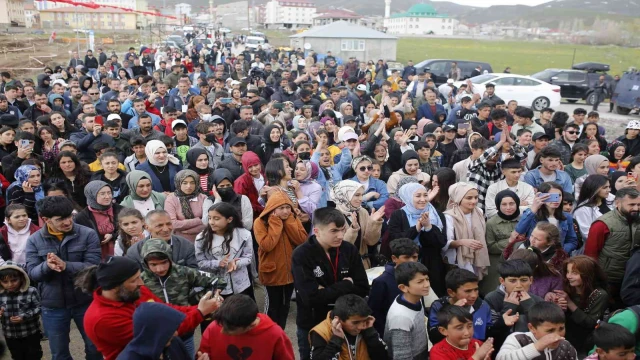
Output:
top-left (94, 115), bottom-right (103, 126)
top-left (628, 172), bottom-right (637, 181)
top-left (538, 193), bottom-right (560, 203)
top-left (220, 97), bottom-right (233, 104)
top-left (128, 85), bottom-right (136, 93)
top-left (20, 139), bottom-right (29, 148)
top-left (458, 123), bottom-right (470, 130)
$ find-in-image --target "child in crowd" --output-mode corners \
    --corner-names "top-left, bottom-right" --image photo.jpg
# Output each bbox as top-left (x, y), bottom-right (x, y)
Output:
top-left (0, 262), bottom-right (42, 360)
top-left (485, 259), bottom-right (544, 350)
top-left (384, 261), bottom-right (431, 360)
top-left (199, 295), bottom-right (295, 360)
top-left (0, 204), bottom-right (40, 266)
top-left (114, 208), bottom-right (148, 256)
top-left (368, 238), bottom-right (419, 336)
top-left (496, 302), bottom-right (577, 360)
top-left (429, 268), bottom-right (495, 344)
top-left (584, 323), bottom-right (635, 360)
top-left (509, 247), bottom-right (563, 300)
top-left (430, 305), bottom-right (495, 360)
top-left (310, 294), bottom-right (387, 360)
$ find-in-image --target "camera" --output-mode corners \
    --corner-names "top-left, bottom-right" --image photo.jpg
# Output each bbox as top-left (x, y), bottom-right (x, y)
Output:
top-left (248, 66), bottom-right (265, 82)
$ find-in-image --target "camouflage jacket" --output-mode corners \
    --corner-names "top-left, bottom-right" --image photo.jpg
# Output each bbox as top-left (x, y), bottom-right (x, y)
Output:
top-left (140, 238), bottom-right (224, 306)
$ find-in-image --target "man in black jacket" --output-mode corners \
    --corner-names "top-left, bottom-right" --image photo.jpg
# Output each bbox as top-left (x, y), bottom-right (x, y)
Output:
top-left (84, 50), bottom-right (99, 76)
top-left (292, 208), bottom-right (369, 360)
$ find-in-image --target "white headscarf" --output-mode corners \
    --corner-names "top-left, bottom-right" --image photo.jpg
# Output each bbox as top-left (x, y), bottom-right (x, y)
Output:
top-left (330, 180), bottom-right (364, 216)
top-left (145, 140), bottom-right (180, 167)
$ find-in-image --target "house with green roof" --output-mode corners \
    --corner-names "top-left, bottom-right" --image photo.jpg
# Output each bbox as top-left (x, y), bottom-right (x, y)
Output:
top-left (383, 3), bottom-right (458, 35)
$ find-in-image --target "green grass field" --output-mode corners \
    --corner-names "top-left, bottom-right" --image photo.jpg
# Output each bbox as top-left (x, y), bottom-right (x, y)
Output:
top-left (395, 37), bottom-right (640, 76)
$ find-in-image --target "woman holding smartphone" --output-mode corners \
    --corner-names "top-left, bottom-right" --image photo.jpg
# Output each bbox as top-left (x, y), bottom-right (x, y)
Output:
top-left (511, 181), bottom-right (578, 254)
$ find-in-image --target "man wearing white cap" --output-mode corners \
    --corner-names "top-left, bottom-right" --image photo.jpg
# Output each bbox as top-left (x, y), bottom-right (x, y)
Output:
top-left (438, 78), bottom-right (457, 100)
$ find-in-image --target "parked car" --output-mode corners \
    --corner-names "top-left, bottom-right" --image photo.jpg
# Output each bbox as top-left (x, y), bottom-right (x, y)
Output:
top-left (414, 59), bottom-right (493, 85)
top-left (611, 71), bottom-right (640, 115)
top-left (454, 73), bottom-right (561, 111)
top-left (166, 35), bottom-right (186, 49)
top-left (244, 36), bottom-right (270, 51)
top-left (386, 61), bottom-right (404, 77)
top-left (531, 63), bottom-right (612, 105)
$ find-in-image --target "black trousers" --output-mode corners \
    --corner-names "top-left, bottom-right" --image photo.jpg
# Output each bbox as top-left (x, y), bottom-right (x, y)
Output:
top-left (266, 283), bottom-right (295, 330)
top-left (6, 332), bottom-right (42, 360)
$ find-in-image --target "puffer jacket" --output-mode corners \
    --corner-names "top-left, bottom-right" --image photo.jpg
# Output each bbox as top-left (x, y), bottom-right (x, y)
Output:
top-left (253, 191), bottom-right (307, 286)
top-left (139, 238), bottom-right (220, 306)
top-left (25, 223), bottom-right (101, 308)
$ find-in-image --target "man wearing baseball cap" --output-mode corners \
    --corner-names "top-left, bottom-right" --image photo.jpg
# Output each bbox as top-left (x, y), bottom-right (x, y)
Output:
top-left (80, 256), bottom-right (223, 360)
top-left (219, 137), bottom-right (247, 180)
top-left (172, 119), bottom-right (198, 164)
top-left (527, 132), bottom-right (551, 169)
top-left (439, 124), bottom-right (458, 167)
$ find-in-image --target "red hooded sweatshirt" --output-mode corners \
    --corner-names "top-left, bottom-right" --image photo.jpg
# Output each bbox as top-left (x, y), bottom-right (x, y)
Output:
top-left (234, 151), bottom-right (264, 218)
top-left (84, 286), bottom-right (204, 360)
top-left (199, 313), bottom-right (295, 360)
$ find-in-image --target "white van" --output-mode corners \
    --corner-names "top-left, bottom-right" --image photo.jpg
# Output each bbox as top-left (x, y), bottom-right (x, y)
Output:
top-left (245, 36), bottom-right (267, 50)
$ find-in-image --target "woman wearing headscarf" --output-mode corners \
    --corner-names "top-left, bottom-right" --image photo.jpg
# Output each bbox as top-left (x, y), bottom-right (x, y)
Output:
top-left (349, 155), bottom-right (389, 211)
top-left (75, 180), bottom-right (123, 259)
top-left (388, 182), bottom-right (447, 296)
top-left (443, 182), bottom-right (491, 280)
top-left (185, 148), bottom-right (214, 195)
top-left (484, 189), bottom-right (521, 294)
top-left (330, 180), bottom-right (385, 269)
top-left (120, 170), bottom-right (167, 217)
top-left (136, 140), bottom-right (183, 193)
top-left (255, 124), bottom-right (286, 166)
top-left (386, 150), bottom-right (430, 196)
top-left (293, 160), bottom-right (322, 220)
top-left (203, 168), bottom-right (253, 230)
top-left (574, 154), bottom-right (610, 201)
top-left (379, 176), bottom-right (419, 258)
top-left (234, 151), bottom-right (265, 219)
top-left (6, 165), bottom-right (43, 222)
top-left (164, 170), bottom-right (207, 242)
top-left (607, 141), bottom-right (631, 172)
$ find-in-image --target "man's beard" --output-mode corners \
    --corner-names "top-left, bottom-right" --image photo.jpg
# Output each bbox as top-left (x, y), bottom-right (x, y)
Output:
top-left (118, 286), bottom-right (141, 303)
top-left (620, 207), bottom-right (640, 223)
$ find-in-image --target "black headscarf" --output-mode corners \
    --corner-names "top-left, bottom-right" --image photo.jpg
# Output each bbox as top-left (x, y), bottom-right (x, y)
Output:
top-left (211, 168), bottom-right (242, 216)
top-left (263, 124), bottom-right (281, 147)
top-left (186, 148), bottom-right (210, 175)
top-left (610, 171), bottom-right (627, 195)
top-left (495, 189), bottom-right (521, 221)
top-left (401, 150), bottom-right (419, 174)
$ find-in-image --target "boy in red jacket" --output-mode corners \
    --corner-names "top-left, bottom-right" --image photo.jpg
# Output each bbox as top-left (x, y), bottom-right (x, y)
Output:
top-left (430, 305), bottom-right (495, 360)
top-left (199, 294), bottom-right (295, 360)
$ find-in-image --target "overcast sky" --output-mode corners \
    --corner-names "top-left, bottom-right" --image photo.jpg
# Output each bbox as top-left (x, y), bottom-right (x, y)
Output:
top-left (432, 0), bottom-right (552, 6)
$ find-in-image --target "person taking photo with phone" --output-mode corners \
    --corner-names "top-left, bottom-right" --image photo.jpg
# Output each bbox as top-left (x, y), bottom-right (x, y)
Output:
top-left (70, 113), bottom-right (115, 163)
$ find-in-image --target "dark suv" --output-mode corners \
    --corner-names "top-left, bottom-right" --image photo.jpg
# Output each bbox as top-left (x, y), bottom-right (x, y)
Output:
top-left (531, 63), bottom-right (612, 105)
top-left (414, 59), bottom-right (493, 86)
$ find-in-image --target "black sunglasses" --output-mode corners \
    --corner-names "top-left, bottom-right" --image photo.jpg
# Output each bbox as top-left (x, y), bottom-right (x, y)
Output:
top-left (566, 131), bottom-right (578, 135)
top-left (359, 166), bottom-right (373, 172)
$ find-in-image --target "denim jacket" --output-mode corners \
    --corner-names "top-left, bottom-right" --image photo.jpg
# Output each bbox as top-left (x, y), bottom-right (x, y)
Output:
top-left (514, 208), bottom-right (579, 254)
top-left (349, 175), bottom-right (389, 210)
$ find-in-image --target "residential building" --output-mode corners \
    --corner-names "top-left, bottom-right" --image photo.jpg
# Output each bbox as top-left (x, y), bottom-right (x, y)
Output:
top-left (216, 0), bottom-right (249, 29)
top-left (24, 3), bottom-right (39, 28)
top-left (39, 6), bottom-right (137, 30)
top-left (263, 0), bottom-right (316, 29)
top-left (313, 8), bottom-right (361, 26)
top-left (0, 0), bottom-right (26, 27)
top-left (290, 21), bottom-right (397, 62)
top-left (384, 3), bottom-right (458, 36)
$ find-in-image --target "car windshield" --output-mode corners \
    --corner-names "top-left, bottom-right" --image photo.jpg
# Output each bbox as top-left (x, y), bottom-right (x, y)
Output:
top-left (531, 69), bottom-right (558, 80)
top-left (246, 38), bottom-right (263, 45)
top-left (470, 74), bottom-right (498, 84)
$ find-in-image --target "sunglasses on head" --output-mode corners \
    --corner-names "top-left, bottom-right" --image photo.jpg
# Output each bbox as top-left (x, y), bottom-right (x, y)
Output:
top-left (359, 166), bottom-right (373, 172)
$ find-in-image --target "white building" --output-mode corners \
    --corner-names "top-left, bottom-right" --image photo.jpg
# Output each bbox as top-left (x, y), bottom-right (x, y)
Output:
top-left (384, 3), bottom-right (457, 36)
top-left (263, 0), bottom-right (315, 29)
top-left (175, 3), bottom-right (191, 17)
top-left (216, 1), bottom-right (249, 29)
top-left (0, 0), bottom-right (25, 26)
top-left (24, 3), bottom-right (38, 28)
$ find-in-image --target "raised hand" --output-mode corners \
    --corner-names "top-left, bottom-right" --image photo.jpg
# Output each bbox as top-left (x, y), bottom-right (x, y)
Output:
top-left (502, 309), bottom-right (520, 327)
top-left (370, 206), bottom-right (385, 222)
top-left (472, 338), bottom-right (494, 360)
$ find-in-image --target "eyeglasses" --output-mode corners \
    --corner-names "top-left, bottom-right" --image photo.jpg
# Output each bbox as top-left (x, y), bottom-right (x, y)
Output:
top-left (566, 131), bottom-right (578, 135)
top-left (359, 166), bottom-right (373, 172)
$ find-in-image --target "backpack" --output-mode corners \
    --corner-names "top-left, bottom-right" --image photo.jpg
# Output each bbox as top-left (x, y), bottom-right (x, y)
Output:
top-left (514, 333), bottom-right (577, 360)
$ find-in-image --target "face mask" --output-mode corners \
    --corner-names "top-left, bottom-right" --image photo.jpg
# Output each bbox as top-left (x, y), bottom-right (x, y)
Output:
top-left (286, 90), bottom-right (294, 95)
top-left (218, 187), bottom-right (234, 201)
top-left (201, 114), bottom-right (212, 122)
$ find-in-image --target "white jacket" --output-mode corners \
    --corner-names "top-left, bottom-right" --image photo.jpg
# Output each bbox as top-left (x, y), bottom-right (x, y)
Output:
top-left (485, 180), bottom-right (536, 219)
top-left (496, 332), bottom-right (577, 360)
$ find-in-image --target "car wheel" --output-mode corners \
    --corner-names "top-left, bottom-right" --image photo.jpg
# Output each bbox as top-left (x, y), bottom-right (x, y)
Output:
top-left (615, 105), bottom-right (631, 115)
top-left (566, 99), bottom-right (578, 103)
top-left (586, 93), bottom-right (597, 105)
top-left (532, 97), bottom-right (550, 111)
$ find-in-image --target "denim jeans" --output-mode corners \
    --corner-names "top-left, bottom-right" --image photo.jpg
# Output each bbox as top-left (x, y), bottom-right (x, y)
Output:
top-left (182, 334), bottom-right (195, 359)
top-left (296, 327), bottom-right (311, 360)
top-left (41, 304), bottom-right (102, 360)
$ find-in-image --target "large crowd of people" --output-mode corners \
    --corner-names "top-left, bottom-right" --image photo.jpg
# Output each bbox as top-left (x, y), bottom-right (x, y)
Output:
top-left (0, 32), bottom-right (638, 360)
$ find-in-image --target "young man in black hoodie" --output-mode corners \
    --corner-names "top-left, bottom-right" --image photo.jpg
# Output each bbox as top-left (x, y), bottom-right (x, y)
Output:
top-left (292, 207), bottom-right (369, 360)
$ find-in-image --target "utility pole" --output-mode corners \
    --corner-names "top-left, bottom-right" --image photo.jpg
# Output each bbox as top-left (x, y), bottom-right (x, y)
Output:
top-left (247, 0), bottom-right (251, 31)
